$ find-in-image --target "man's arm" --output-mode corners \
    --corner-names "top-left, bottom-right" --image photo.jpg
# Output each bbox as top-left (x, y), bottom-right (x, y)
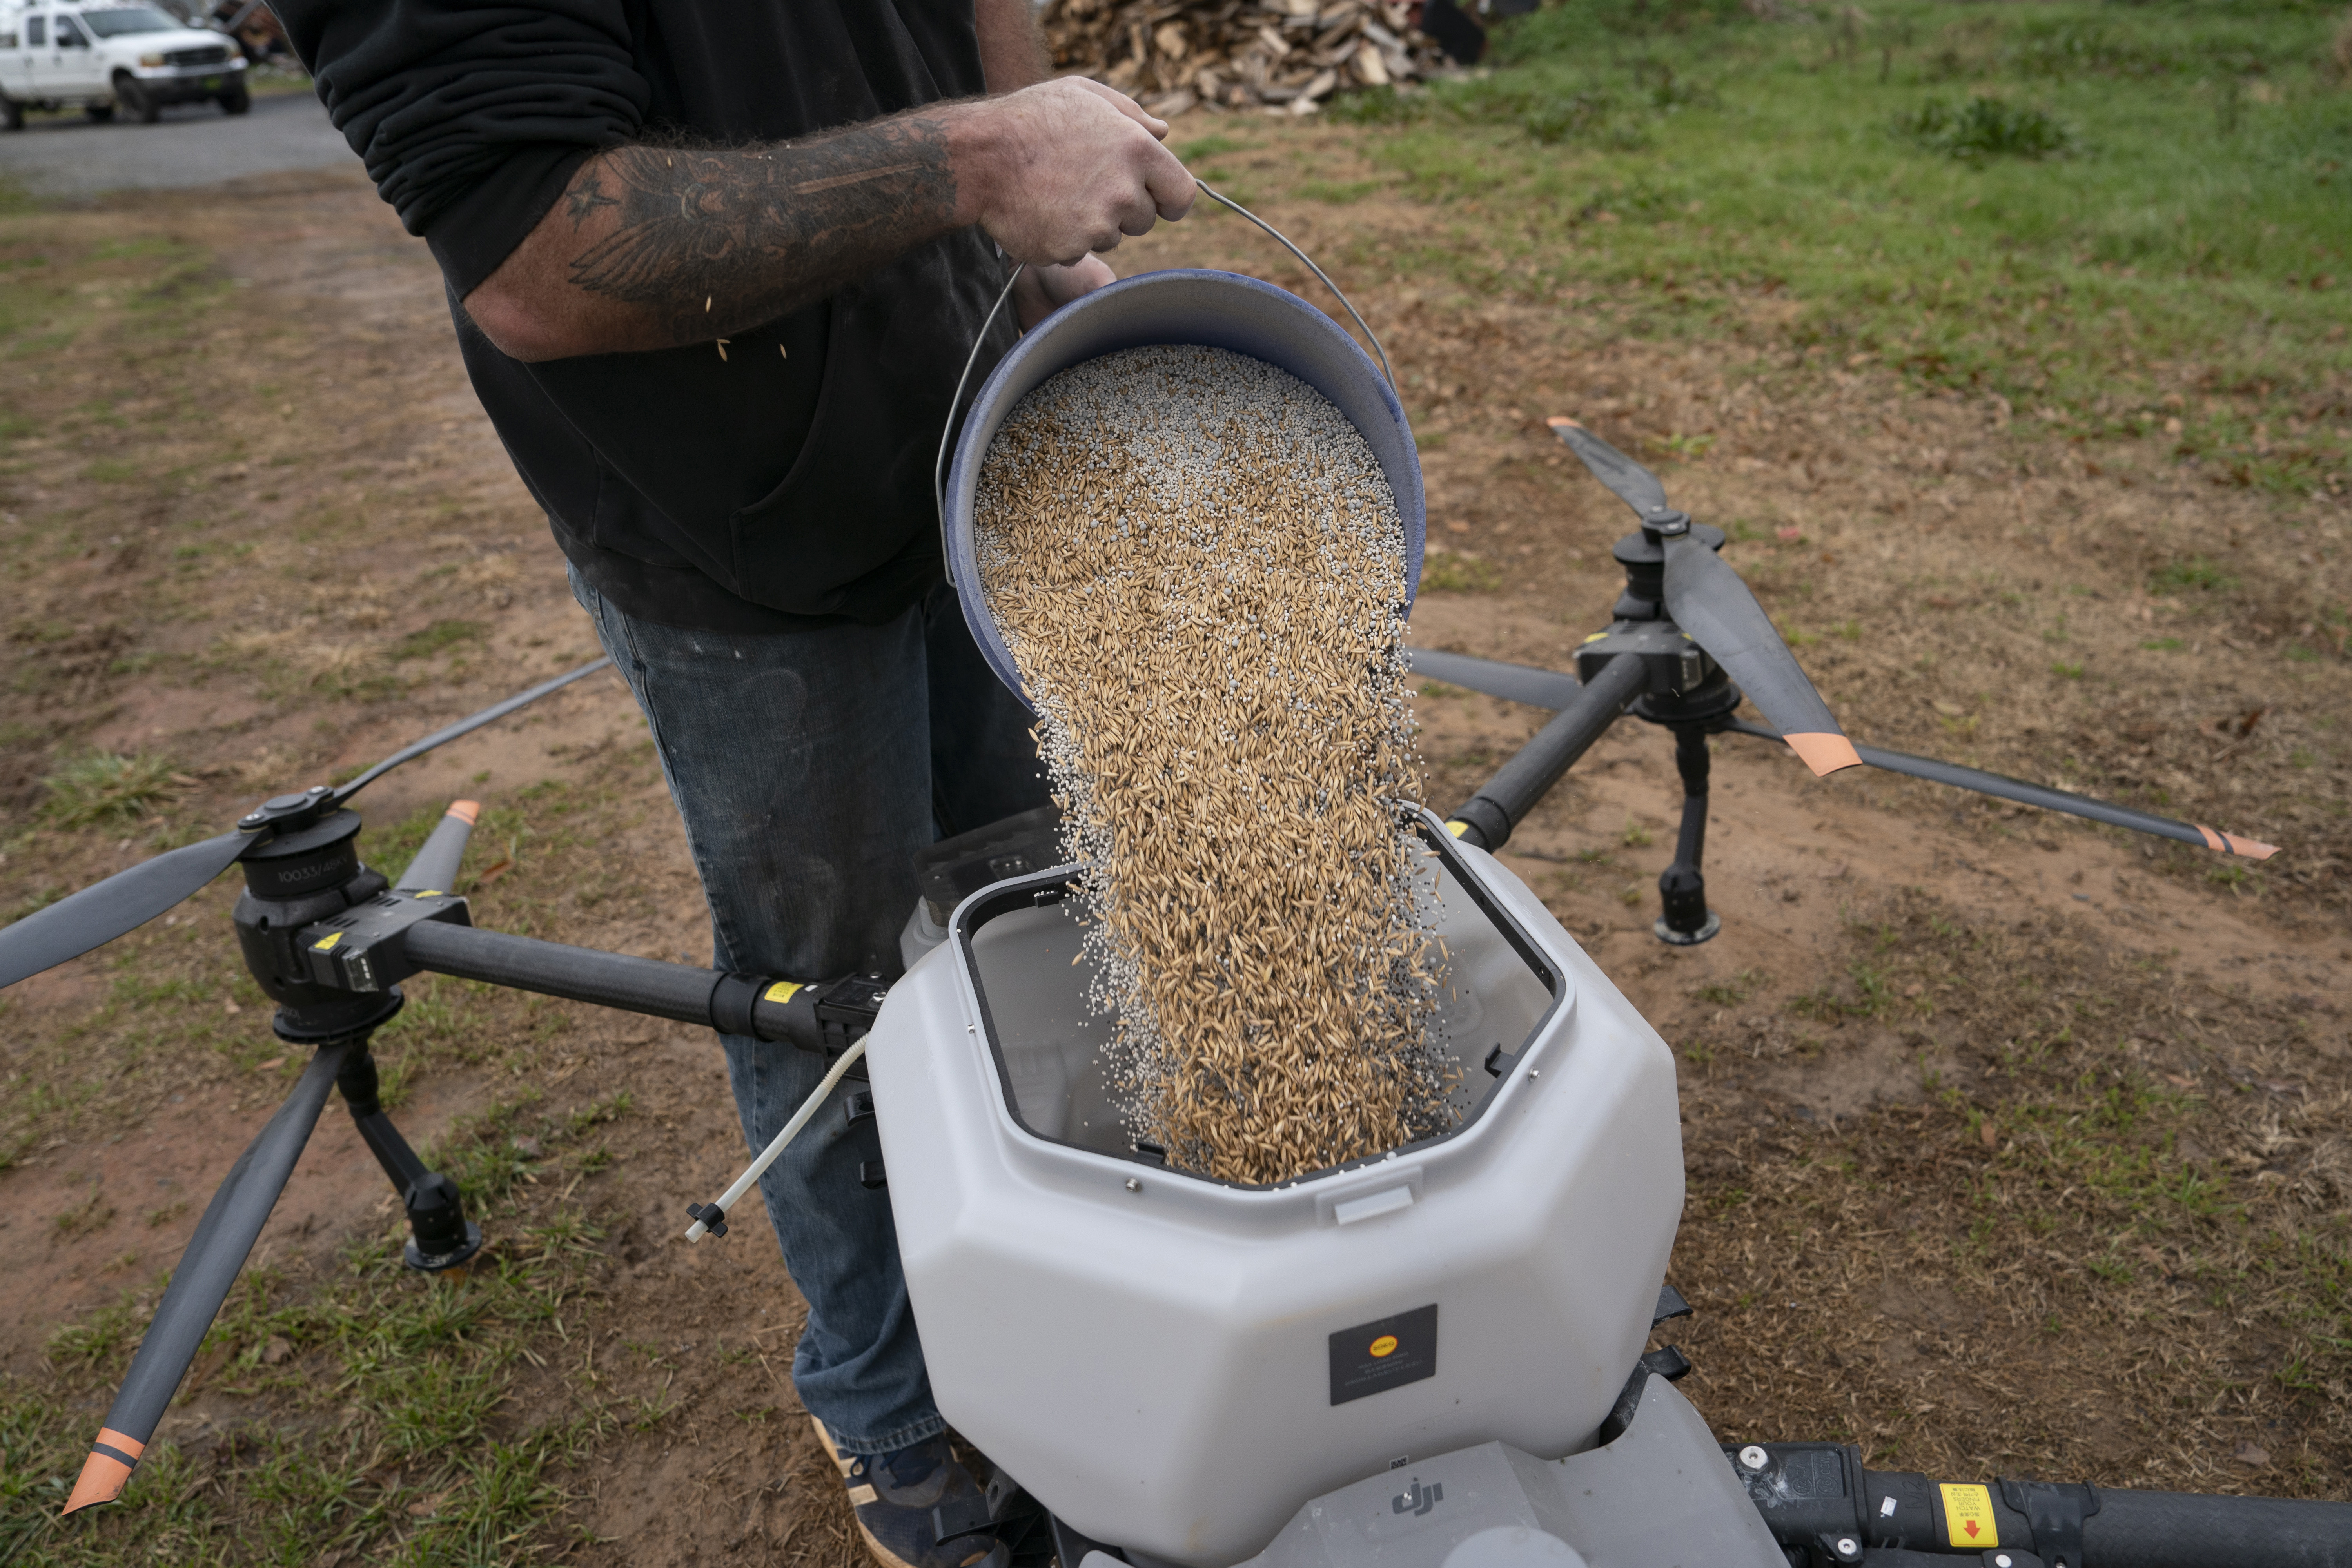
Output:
top-left (976, 0), bottom-right (1052, 92)
top-left (465, 80), bottom-right (1190, 363)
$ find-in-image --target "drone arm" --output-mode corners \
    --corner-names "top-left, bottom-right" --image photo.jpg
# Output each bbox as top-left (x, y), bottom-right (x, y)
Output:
top-left (1735, 1437), bottom-right (2352, 1566)
top-left (1722, 720), bottom-right (2279, 859)
top-left (396, 921), bottom-right (882, 1051)
top-left (64, 1044), bottom-right (350, 1514)
top-left (1446, 652), bottom-right (1648, 853)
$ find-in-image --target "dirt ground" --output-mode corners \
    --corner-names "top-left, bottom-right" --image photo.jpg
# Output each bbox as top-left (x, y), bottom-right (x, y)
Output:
top-left (2, 126), bottom-right (2345, 1564)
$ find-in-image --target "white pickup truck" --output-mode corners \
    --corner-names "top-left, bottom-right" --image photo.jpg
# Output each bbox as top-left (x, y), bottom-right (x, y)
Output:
top-left (0, 2), bottom-right (247, 127)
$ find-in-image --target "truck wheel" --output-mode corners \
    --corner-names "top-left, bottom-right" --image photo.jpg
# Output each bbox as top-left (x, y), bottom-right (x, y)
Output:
top-left (111, 74), bottom-right (159, 124)
top-left (2, 95), bottom-right (22, 132)
top-left (218, 86), bottom-right (249, 116)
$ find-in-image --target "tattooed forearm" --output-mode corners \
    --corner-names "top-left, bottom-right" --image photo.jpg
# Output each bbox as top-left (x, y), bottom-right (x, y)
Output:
top-left (465, 78), bottom-right (1185, 362)
top-left (561, 115), bottom-right (962, 346)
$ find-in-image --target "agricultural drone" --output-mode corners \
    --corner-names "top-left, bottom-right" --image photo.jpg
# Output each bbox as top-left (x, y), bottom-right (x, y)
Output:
top-left (0, 420), bottom-right (2334, 1568)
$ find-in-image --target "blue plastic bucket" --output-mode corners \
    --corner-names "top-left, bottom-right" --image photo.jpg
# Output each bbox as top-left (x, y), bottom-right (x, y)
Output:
top-left (942, 268), bottom-right (1425, 707)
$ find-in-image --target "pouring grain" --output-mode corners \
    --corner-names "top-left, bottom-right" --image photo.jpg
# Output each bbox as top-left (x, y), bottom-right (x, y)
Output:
top-left (975, 344), bottom-right (1445, 1186)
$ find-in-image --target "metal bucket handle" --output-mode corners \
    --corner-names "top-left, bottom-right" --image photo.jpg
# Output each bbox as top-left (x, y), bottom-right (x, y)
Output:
top-left (930, 182), bottom-right (1398, 535)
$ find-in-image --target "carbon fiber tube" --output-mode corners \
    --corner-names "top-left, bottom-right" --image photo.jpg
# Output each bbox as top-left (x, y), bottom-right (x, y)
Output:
top-left (64, 1043), bottom-right (348, 1511)
top-left (397, 921), bottom-right (832, 1049)
top-left (1449, 652), bottom-right (1648, 851)
top-left (403, 920), bottom-right (728, 1028)
top-left (2083, 1487), bottom-right (2352, 1568)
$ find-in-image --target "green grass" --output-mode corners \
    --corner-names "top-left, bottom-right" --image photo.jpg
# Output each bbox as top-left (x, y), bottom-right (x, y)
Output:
top-left (1895, 94), bottom-right (2076, 161)
top-left (392, 620), bottom-right (485, 661)
top-left (1420, 548), bottom-right (1504, 592)
top-left (1670, 889), bottom-right (2352, 1479)
top-left (39, 751), bottom-right (188, 828)
top-left (1332, 0), bottom-right (2351, 493)
top-left (3, 1094), bottom-right (630, 1566)
top-left (2149, 554), bottom-right (2242, 595)
top-left (1693, 967), bottom-right (1766, 1006)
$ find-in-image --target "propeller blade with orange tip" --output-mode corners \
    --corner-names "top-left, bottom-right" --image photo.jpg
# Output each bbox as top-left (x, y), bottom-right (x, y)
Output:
top-left (1717, 717), bottom-right (2277, 856)
top-left (1547, 415), bottom-right (1861, 778)
top-left (393, 800), bottom-right (483, 895)
top-left (1661, 531), bottom-right (1862, 776)
top-left (63, 1045), bottom-right (349, 1515)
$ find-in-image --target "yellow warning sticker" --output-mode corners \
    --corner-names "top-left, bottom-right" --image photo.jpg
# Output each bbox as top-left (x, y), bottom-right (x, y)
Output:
top-left (1444, 820), bottom-right (1469, 838)
top-left (1368, 1334), bottom-right (1399, 1358)
top-left (311, 932), bottom-right (342, 952)
top-left (763, 981), bottom-right (803, 1005)
top-left (1938, 1483), bottom-right (1998, 1549)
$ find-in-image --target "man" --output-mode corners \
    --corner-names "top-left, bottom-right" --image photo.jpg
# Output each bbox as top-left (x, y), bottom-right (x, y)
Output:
top-left (274, 5), bottom-right (1196, 1565)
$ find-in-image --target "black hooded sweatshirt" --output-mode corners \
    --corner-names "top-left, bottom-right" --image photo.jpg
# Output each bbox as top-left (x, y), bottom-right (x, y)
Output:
top-left (277, 0), bottom-right (1016, 633)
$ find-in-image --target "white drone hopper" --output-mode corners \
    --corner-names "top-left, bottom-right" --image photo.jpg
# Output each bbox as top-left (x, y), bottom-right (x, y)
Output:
top-left (867, 813), bottom-right (1684, 1567)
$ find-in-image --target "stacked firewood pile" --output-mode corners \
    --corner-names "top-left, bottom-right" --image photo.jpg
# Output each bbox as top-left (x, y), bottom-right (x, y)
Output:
top-left (1041, 0), bottom-right (1457, 117)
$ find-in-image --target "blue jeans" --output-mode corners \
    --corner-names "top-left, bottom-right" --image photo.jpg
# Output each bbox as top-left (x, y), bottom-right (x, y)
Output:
top-left (572, 564), bottom-right (1047, 1454)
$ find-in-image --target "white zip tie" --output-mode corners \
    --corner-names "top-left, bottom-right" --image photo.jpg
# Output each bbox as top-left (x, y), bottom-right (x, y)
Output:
top-left (684, 1036), bottom-right (871, 1242)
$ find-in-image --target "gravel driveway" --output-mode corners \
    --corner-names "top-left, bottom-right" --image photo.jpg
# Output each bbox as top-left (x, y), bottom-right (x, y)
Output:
top-left (0, 89), bottom-right (356, 196)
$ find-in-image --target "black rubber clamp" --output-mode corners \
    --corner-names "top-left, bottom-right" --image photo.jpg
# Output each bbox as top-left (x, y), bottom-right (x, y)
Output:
top-left (1999, 1477), bottom-right (2098, 1568)
top-left (709, 973), bottom-right (762, 1038)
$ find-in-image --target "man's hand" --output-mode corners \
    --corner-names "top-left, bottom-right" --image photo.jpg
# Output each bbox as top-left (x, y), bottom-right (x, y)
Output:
top-left (1014, 256), bottom-right (1118, 329)
top-left (953, 80), bottom-right (1195, 268)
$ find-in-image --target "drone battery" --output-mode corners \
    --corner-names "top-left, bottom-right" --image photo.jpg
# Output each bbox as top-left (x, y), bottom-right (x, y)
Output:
top-left (865, 811), bottom-right (1684, 1567)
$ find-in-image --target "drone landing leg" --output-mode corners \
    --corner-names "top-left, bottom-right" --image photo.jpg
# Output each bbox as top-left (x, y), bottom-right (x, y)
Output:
top-left (336, 1041), bottom-right (482, 1274)
top-left (1653, 726), bottom-right (1721, 946)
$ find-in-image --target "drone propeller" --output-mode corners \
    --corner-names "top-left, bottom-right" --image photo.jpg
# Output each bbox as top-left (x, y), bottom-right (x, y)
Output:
top-left (64, 1044), bottom-right (352, 1513)
top-left (0, 657), bottom-right (612, 992)
top-left (1719, 717), bottom-right (2279, 859)
top-left (0, 828), bottom-right (258, 993)
top-left (61, 796), bottom-right (500, 1514)
top-left (393, 800), bottom-right (482, 895)
top-left (1548, 417), bottom-right (1860, 778)
top-left (1410, 647), bottom-right (1581, 710)
top-left (1403, 647), bottom-right (2279, 859)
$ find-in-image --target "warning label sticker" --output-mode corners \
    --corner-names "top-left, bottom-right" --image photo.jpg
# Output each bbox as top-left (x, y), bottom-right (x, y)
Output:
top-left (1938, 1483), bottom-right (2000, 1549)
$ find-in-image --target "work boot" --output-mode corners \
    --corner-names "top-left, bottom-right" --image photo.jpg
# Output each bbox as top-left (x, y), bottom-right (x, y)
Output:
top-left (813, 1417), bottom-right (1012, 1568)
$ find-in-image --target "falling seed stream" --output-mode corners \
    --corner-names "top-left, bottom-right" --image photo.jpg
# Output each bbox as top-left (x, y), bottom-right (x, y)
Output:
top-left (976, 345), bottom-right (1446, 1186)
